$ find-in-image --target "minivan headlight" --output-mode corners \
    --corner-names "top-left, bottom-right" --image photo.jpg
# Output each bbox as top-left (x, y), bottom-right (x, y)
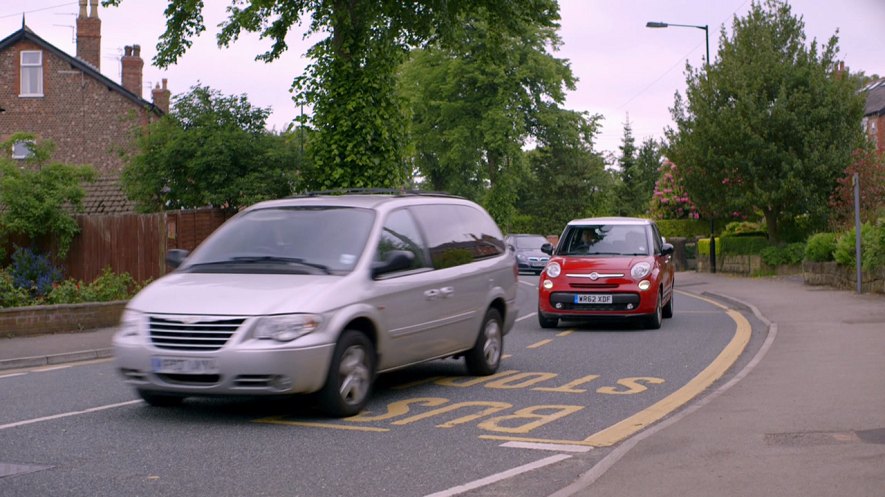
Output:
top-left (631, 262), bottom-right (651, 280)
top-left (118, 309), bottom-right (146, 338)
top-left (255, 314), bottom-right (323, 342)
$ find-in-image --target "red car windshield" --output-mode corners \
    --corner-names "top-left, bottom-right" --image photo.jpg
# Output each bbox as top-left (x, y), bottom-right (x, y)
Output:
top-left (560, 225), bottom-right (650, 256)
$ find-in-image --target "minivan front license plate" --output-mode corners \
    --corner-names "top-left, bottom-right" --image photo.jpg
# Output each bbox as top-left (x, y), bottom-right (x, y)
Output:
top-left (575, 294), bottom-right (613, 304)
top-left (151, 357), bottom-right (219, 374)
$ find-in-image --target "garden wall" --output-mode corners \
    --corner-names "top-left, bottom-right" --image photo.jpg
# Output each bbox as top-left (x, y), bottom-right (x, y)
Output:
top-left (0, 301), bottom-right (125, 338)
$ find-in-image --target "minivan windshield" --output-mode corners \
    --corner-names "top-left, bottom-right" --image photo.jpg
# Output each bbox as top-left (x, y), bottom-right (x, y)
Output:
top-left (181, 207), bottom-right (376, 275)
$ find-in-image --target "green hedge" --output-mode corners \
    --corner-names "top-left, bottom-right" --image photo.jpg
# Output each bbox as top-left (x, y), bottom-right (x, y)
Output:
top-left (697, 236), bottom-right (769, 256)
top-left (656, 219), bottom-right (718, 238)
top-left (761, 243), bottom-right (805, 266)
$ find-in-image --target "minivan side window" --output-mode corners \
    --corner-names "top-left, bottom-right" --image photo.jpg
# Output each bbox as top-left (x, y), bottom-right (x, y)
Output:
top-left (411, 204), bottom-right (505, 269)
top-left (374, 208), bottom-right (429, 272)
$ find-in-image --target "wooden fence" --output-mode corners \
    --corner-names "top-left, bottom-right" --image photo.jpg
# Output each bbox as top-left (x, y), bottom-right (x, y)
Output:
top-left (57, 208), bottom-right (231, 283)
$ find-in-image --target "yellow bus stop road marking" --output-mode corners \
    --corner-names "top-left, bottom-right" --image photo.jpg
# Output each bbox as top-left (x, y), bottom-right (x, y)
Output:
top-left (482, 290), bottom-right (751, 447)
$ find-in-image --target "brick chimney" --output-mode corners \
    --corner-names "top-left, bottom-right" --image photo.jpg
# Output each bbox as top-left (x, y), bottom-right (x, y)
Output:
top-left (152, 79), bottom-right (171, 114)
top-left (76, 0), bottom-right (101, 70)
top-left (121, 45), bottom-right (144, 96)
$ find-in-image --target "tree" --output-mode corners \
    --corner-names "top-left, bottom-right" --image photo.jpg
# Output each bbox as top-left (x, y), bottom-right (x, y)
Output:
top-left (829, 147), bottom-right (885, 228)
top-left (104, 0), bottom-right (560, 190)
top-left (398, 11), bottom-right (576, 228)
top-left (517, 105), bottom-right (612, 234)
top-left (665, 0), bottom-right (866, 242)
top-left (0, 134), bottom-right (96, 258)
top-left (121, 85), bottom-right (301, 212)
top-left (615, 121), bottom-right (661, 216)
top-left (615, 118), bottom-right (637, 216)
top-left (633, 138), bottom-right (664, 215)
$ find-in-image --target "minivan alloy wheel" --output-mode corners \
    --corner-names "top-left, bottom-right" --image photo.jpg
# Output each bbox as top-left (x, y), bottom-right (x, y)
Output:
top-left (318, 330), bottom-right (375, 417)
top-left (465, 308), bottom-right (503, 375)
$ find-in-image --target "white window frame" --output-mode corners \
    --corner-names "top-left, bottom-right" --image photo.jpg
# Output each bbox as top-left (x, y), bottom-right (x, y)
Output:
top-left (20, 50), bottom-right (43, 97)
top-left (11, 139), bottom-right (35, 160)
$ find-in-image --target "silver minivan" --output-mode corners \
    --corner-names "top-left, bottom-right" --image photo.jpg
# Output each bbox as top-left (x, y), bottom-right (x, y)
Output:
top-left (113, 193), bottom-right (518, 417)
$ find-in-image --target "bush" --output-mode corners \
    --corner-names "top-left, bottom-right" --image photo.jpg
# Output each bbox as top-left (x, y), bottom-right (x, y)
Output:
top-left (697, 237), bottom-right (721, 257)
top-left (45, 267), bottom-right (141, 305)
top-left (9, 247), bottom-right (63, 299)
top-left (804, 232), bottom-right (837, 262)
top-left (44, 280), bottom-right (86, 305)
top-left (761, 243), bottom-right (805, 266)
top-left (655, 219), bottom-right (715, 238)
top-left (0, 270), bottom-right (30, 308)
top-left (719, 236), bottom-right (769, 255)
top-left (721, 221), bottom-right (767, 237)
top-left (82, 267), bottom-right (138, 301)
top-left (833, 222), bottom-right (885, 271)
top-left (861, 222), bottom-right (885, 270)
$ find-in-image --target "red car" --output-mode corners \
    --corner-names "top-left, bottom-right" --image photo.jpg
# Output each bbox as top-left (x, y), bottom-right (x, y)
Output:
top-left (538, 217), bottom-right (675, 329)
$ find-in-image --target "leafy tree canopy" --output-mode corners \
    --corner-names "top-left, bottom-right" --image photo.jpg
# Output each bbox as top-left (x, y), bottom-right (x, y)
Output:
top-left (103, 0), bottom-right (560, 191)
top-left (615, 119), bottom-right (660, 216)
top-left (398, 10), bottom-right (576, 228)
top-left (0, 134), bottom-right (96, 258)
top-left (665, 0), bottom-right (866, 241)
top-left (121, 85), bottom-right (301, 211)
top-left (517, 105), bottom-right (612, 234)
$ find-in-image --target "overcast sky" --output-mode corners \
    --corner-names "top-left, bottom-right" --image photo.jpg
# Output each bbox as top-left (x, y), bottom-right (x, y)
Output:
top-left (3, 0), bottom-right (884, 156)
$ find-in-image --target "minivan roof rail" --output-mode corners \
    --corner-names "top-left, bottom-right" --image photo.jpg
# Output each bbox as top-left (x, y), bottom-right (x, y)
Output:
top-left (291, 188), bottom-right (462, 198)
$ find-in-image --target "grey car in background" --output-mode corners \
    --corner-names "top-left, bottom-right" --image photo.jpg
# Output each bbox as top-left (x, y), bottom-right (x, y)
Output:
top-left (505, 233), bottom-right (551, 275)
top-left (113, 192), bottom-right (519, 417)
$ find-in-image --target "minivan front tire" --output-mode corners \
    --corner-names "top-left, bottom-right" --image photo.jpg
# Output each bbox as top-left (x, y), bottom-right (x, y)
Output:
top-left (317, 330), bottom-right (375, 418)
top-left (465, 308), bottom-right (503, 376)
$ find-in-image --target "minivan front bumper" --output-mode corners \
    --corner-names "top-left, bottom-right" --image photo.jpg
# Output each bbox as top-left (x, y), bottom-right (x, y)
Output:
top-left (114, 337), bottom-right (335, 397)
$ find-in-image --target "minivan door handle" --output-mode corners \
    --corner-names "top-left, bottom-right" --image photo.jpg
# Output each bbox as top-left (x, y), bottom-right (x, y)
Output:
top-left (440, 286), bottom-right (454, 298)
top-left (424, 289), bottom-right (440, 300)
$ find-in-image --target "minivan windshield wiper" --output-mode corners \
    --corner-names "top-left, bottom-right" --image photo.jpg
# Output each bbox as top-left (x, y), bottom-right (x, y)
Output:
top-left (188, 256), bottom-right (332, 274)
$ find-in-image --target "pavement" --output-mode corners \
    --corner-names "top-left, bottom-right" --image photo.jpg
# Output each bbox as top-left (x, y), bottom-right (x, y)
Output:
top-left (2, 272), bottom-right (883, 496)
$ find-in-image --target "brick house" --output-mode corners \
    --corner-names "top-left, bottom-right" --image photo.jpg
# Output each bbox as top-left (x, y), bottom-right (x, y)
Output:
top-left (0, 0), bottom-right (171, 213)
top-left (862, 79), bottom-right (885, 154)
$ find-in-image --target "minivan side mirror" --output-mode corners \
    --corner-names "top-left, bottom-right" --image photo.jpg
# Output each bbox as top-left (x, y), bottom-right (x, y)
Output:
top-left (371, 250), bottom-right (416, 278)
top-left (541, 243), bottom-right (553, 255)
top-left (661, 243), bottom-right (674, 256)
top-left (165, 249), bottom-right (190, 269)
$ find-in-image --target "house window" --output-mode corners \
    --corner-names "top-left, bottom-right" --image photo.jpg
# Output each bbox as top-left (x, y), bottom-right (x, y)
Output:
top-left (12, 140), bottom-right (35, 160)
top-left (20, 50), bottom-right (43, 97)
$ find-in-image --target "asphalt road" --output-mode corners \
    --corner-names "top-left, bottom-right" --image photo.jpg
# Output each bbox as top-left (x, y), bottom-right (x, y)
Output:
top-left (0, 273), bottom-right (767, 497)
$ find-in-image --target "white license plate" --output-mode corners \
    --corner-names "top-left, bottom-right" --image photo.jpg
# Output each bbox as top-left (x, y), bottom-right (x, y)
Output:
top-left (575, 294), bottom-right (613, 304)
top-left (151, 357), bottom-right (219, 374)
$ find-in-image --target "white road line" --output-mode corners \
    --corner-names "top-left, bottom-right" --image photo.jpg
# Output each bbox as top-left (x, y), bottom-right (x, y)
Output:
top-left (516, 312), bottom-right (537, 322)
top-left (33, 365), bottom-right (73, 372)
top-left (519, 280), bottom-right (537, 287)
top-left (501, 441), bottom-right (593, 453)
top-left (0, 372), bottom-right (28, 379)
top-left (0, 400), bottom-right (141, 431)
top-left (423, 454), bottom-right (572, 497)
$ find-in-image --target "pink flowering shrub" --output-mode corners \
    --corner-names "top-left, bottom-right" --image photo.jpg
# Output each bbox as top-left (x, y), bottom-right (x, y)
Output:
top-left (649, 160), bottom-right (699, 220)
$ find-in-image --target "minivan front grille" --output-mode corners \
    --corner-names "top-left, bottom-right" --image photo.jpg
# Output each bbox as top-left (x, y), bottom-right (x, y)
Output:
top-left (149, 317), bottom-right (245, 351)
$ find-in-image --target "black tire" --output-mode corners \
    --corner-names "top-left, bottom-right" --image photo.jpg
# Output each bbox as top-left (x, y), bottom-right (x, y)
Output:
top-left (318, 330), bottom-right (375, 418)
top-left (662, 285), bottom-right (674, 319)
top-left (138, 390), bottom-right (184, 407)
top-left (465, 308), bottom-right (503, 376)
top-left (645, 290), bottom-right (663, 330)
top-left (538, 308), bottom-right (559, 329)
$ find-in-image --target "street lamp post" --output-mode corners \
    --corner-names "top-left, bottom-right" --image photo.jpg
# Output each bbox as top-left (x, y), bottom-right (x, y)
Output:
top-left (646, 20), bottom-right (716, 273)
